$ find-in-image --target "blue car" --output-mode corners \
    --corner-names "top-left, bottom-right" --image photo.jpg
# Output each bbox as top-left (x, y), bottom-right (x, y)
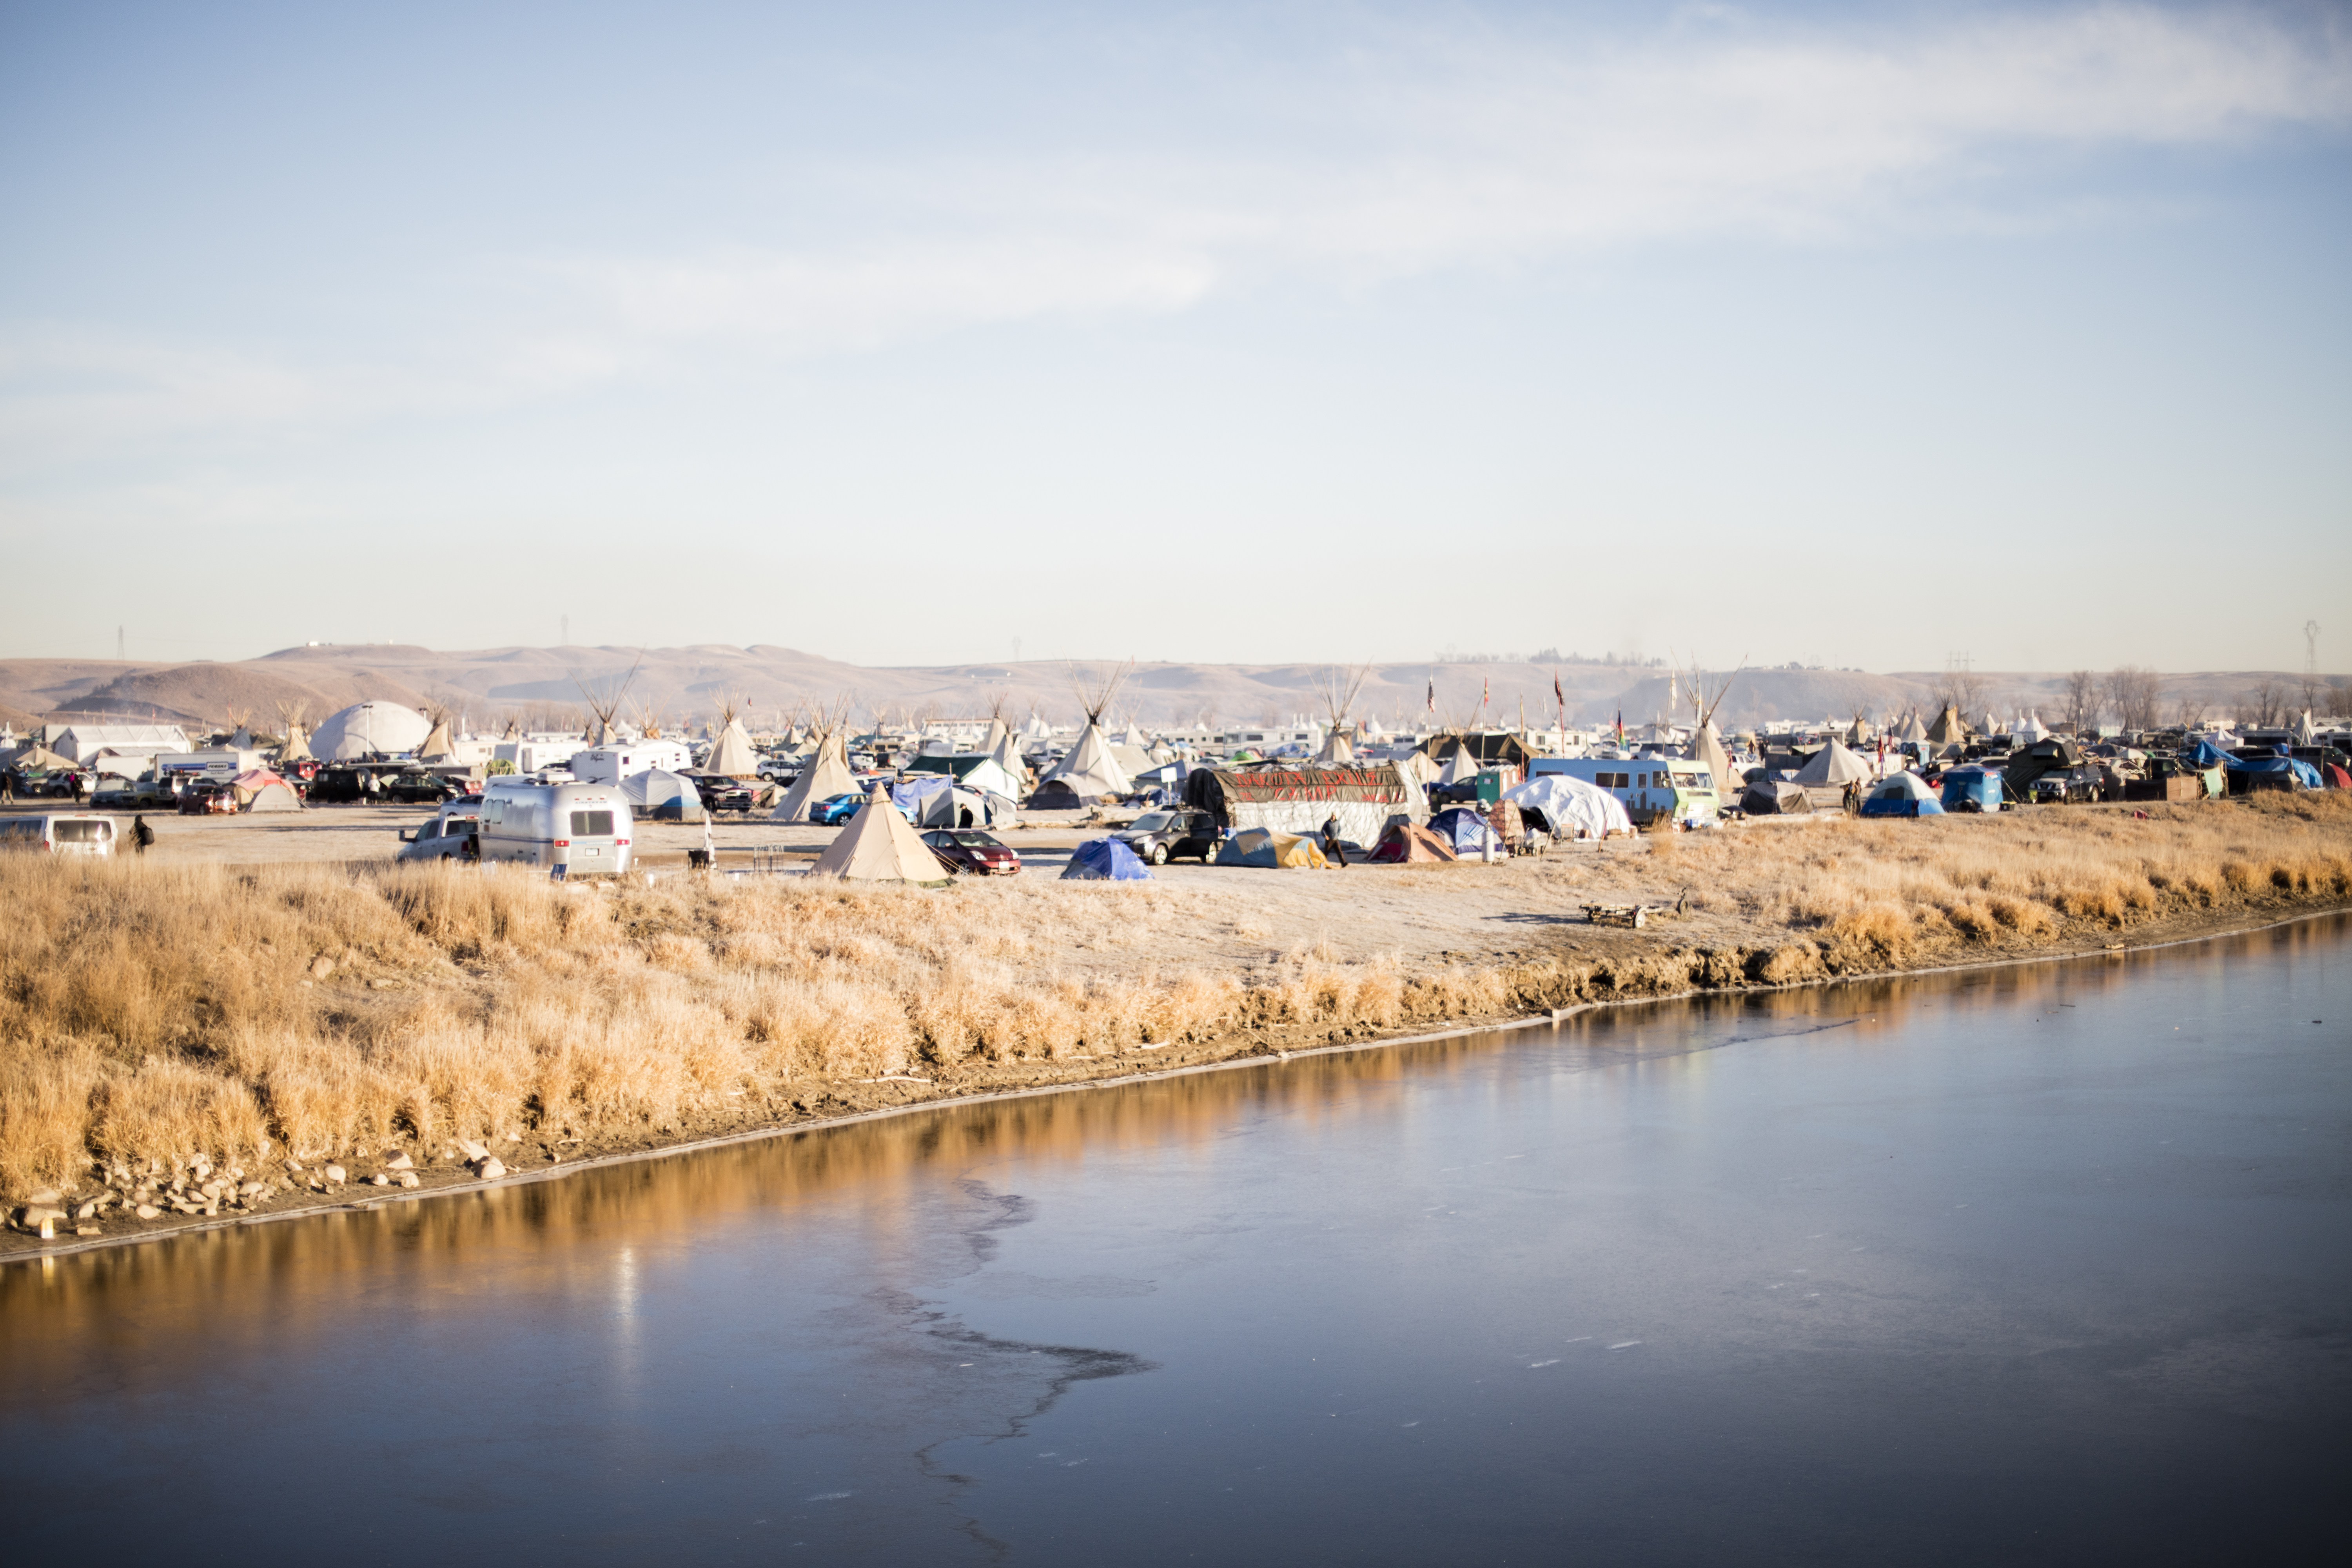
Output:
top-left (811, 792), bottom-right (866, 826)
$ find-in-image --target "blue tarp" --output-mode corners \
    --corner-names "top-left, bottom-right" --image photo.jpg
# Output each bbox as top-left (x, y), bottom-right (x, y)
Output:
top-left (1426, 806), bottom-right (1501, 855)
top-left (1938, 767), bottom-right (2004, 812)
top-left (2183, 739), bottom-right (2233, 770)
top-left (1062, 837), bottom-right (1154, 880)
top-left (889, 775), bottom-right (952, 820)
top-left (2227, 755), bottom-right (2322, 789)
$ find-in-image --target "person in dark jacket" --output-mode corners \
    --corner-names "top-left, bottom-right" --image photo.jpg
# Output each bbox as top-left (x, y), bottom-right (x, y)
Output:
top-left (133, 815), bottom-right (155, 853)
top-left (1321, 813), bottom-right (1348, 868)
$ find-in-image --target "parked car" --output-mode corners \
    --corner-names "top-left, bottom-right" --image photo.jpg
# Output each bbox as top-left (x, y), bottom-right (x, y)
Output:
top-left (811, 792), bottom-right (867, 826)
top-left (920, 829), bottom-right (1021, 876)
top-left (1112, 808), bottom-right (1222, 865)
top-left (386, 768), bottom-right (463, 805)
top-left (178, 781), bottom-right (237, 815)
top-left (397, 797), bottom-right (485, 861)
top-left (697, 777), bottom-right (760, 813)
top-left (0, 813), bottom-right (119, 857)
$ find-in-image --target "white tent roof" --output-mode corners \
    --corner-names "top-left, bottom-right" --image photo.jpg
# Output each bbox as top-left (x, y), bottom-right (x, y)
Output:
top-left (311, 702), bottom-right (431, 761)
top-left (1044, 723), bottom-right (1130, 799)
top-left (1120, 721), bottom-right (1148, 748)
top-left (771, 733), bottom-right (858, 821)
top-left (704, 717), bottom-right (760, 778)
top-left (957, 757), bottom-right (1025, 800)
top-left (1503, 774), bottom-right (1633, 839)
top-left (622, 768), bottom-right (706, 820)
top-left (809, 787), bottom-right (950, 883)
top-left (1025, 712), bottom-right (1053, 738)
top-left (1437, 748), bottom-right (1479, 786)
top-left (1794, 737), bottom-right (1875, 786)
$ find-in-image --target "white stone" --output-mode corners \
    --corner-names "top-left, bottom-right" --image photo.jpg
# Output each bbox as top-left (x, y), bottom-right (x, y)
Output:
top-left (74, 1201), bottom-right (98, 1220)
top-left (370, 1174), bottom-right (390, 1187)
top-left (398, 1172), bottom-right (420, 1189)
top-left (457, 1138), bottom-right (490, 1162)
top-left (18, 1205), bottom-right (65, 1233)
top-left (135, 1203), bottom-right (161, 1219)
top-left (385, 1152), bottom-right (415, 1171)
top-left (472, 1157), bottom-right (506, 1181)
top-left (323, 1164), bottom-right (347, 1184)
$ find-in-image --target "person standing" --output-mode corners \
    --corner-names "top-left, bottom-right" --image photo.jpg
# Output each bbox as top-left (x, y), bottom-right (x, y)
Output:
top-left (1321, 812), bottom-right (1348, 868)
top-left (133, 815), bottom-right (154, 855)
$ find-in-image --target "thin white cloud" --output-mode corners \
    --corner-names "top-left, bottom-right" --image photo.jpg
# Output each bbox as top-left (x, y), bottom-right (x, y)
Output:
top-left (3, 2), bottom-right (2345, 453)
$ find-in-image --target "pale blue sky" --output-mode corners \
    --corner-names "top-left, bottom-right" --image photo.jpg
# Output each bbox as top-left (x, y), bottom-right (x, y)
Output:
top-left (3, 1), bottom-right (2347, 672)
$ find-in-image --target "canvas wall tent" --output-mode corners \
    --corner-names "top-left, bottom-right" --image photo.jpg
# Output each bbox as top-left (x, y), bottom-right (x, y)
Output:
top-left (1063, 838), bottom-right (1153, 880)
top-left (1793, 738), bottom-right (1874, 787)
top-left (1366, 822), bottom-right (1458, 863)
top-left (1425, 806), bottom-right (1503, 857)
top-left (623, 768), bottom-right (706, 822)
top-left (1502, 775), bottom-right (1634, 839)
top-left (808, 787), bottom-right (954, 884)
top-left (1740, 779), bottom-right (1813, 815)
top-left (1214, 827), bottom-right (1327, 868)
top-left (771, 733), bottom-right (857, 821)
top-left (312, 702), bottom-right (432, 762)
top-left (225, 769), bottom-right (302, 811)
top-left (1183, 762), bottom-right (1424, 847)
top-left (1859, 771), bottom-right (1945, 818)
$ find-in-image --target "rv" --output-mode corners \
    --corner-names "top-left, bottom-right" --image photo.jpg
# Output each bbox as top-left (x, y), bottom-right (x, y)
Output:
top-left (0, 812), bottom-right (119, 857)
top-left (477, 780), bottom-right (633, 875)
top-left (1530, 756), bottom-right (1719, 828)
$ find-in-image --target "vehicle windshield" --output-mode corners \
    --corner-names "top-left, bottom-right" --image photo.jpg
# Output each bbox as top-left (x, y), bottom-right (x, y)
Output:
top-left (54, 821), bottom-right (109, 842)
top-left (951, 832), bottom-right (1000, 848)
top-left (1129, 812), bottom-right (1174, 831)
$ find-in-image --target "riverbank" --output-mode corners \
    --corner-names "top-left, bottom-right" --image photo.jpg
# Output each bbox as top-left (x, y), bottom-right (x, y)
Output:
top-left (6, 792), bottom-right (2348, 1256)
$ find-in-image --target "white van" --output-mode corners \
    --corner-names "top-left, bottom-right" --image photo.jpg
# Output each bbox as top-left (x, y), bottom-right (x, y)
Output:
top-left (477, 782), bottom-right (633, 875)
top-left (0, 813), bottom-right (119, 857)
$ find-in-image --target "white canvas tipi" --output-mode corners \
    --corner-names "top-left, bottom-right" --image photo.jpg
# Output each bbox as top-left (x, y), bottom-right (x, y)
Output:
top-left (808, 787), bottom-right (951, 884)
top-left (772, 731), bottom-right (857, 821)
top-left (1040, 661), bottom-right (1135, 800)
top-left (1794, 738), bottom-right (1874, 786)
top-left (704, 698), bottom-right (761, 779)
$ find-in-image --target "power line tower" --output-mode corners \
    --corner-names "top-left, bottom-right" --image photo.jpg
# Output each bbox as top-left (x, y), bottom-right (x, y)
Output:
top-left (2307, 620), bottom-right (2321, 678)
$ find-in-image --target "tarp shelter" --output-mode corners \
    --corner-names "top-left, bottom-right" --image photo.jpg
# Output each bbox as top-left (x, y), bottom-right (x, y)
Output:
top-left (1740, 779), bottom-right (1812, 815)
top-left (808, 787), bottom-right (954, 884)
top-left (311, 702), bottom-right (431, 762)
top-left (890, 775), bottom-right (953, 822)
top-left (771, 734), bottom-right (857, 821)
top-left (2183, 737), bottom-right (2233, 771)
top-left (1425, 806), bottom-right (1503, 857)
top-left (1367, 822), bottom-right (1458, 863)
top-left (1040, 724), bottom-right (1131, 802)
top-left (1183, 762), bottom-right (1424, 847)
top-left (1214, 827), bottom-right (1327, 869)
top-left (1503, 775), bottom-right (1634, 839)
top-left (2227, 754), bottom-right (2322, 791)
top-left (1793, 738), bottom-right (1874, 787)
top-left (623, 768), bottom-right (706, 822)
top-left (1859, 771), bottom-right (1945, 818)
top-left (1062, 838), bottom-right (1154, 880)
top-left (704, 717), bottom-right (761, 779)
top-left (228, 769), bottom-right (302, 811)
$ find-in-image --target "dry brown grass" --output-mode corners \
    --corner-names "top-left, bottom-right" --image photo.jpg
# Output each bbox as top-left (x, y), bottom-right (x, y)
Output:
top-left (4, 791), bottom-right (2348, 1196)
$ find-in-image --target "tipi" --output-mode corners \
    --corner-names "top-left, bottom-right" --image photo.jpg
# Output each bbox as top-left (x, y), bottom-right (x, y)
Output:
top-left (772, 702), bottom-right (859, 821)
top-left (808, 786), bottom-right (951, 884)
top-left (417, 708), bottom-right (459, 763)
top-left (1313, 663), bottom-right (1369, 765)
top-left (704, 696), bottom-right (761, 779)
top-left (1038, 662), bottom-right (1134, 801)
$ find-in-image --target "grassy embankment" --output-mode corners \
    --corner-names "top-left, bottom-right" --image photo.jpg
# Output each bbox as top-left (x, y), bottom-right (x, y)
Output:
top-left (3, 792), bottom-right (2349, 1203)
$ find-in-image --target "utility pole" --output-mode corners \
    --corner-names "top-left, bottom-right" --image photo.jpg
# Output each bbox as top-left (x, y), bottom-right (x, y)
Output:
top-left (117, 625), bottom-right (124, 662)
top-left (2307, 621), bottom-right (2321, 679)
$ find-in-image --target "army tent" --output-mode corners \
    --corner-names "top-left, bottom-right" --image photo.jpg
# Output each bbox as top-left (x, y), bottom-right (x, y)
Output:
top-left (808, 787), bottom-right (953, 884)
top-left (1793, 739), bottom-right (1874, 787)
top-left (1062, 838), bottom-right (1153, 880)
top-left (624, 768), bottom-right (706, 822)
top-left (771, 733), bottom-right (858, 821)
top-left (1366, 822), bottom-right (1458, 863)
top-left (1214, 827), bottom-right (1327, 868)
top-left (312, 702), bottom-right (431, 761)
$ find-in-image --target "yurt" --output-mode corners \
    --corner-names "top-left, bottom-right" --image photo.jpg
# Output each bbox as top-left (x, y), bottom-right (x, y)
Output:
top-left (310, 702), bottom-right (432, 762)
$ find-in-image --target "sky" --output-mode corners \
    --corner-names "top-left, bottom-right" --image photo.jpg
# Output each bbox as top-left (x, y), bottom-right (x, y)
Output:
top-left (2, 0), bottom-right (2347, 674)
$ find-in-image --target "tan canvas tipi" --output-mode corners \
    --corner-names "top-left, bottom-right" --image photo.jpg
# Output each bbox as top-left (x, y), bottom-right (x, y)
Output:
top-left (417, 708), bottom-right (458, 763)
top-left (276, 702), bottom-right (313, 764)
top-left (1794, 737), bottom-right (1875, 786)
top-left (771, 710), bottom-right (858, 822)
top-left (704, 697), bottom-right (761, 779)
top-left (1313, 663), bottom-right (1369, 766)
top-left (1040, 661), bottom-right (1134, 800)
top-left (808, 787), bottom-right (951, 884)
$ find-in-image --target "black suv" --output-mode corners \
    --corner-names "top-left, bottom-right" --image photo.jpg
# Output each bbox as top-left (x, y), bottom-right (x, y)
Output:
top-left (1113, 809), bottom-right (1221, 865)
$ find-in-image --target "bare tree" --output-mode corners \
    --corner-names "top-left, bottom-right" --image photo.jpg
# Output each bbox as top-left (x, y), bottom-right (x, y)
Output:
top-left (2174, 694), bottom-right (2207, 731)
top-left (2062, 670), bottom-right (2100, 735)
top-left (2106, 666), bottom-right (2164, 732)
top-left (1935, 666), bottom-right (1988, 722)
top-left (2243, 677), bottom-right (2284, 729)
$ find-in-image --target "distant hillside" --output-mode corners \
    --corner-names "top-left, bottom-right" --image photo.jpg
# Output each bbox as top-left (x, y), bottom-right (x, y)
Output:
top-left (0, 646), bottom-right (2331, 733)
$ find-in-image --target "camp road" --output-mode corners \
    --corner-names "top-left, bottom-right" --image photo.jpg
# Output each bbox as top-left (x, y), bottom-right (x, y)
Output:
top-left (10, 903), bottom-right (2347, 1268)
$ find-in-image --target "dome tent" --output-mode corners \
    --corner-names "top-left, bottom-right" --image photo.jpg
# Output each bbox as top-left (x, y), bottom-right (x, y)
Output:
top-left (1062, 838), bottom-right (1153, 880)
top-left (310, 702), bottom-right (432, 761)
top-left (624, 768), bottom-right (706, 822)
top-left (1859, 770), bottom-right (1945, 818)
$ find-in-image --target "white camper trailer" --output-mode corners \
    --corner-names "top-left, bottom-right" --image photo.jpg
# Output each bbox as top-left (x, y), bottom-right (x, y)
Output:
top-left (477, 780), bottom-right (633, 875)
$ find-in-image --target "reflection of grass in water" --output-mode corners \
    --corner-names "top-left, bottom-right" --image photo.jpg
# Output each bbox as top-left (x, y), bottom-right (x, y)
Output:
top-left (1, 790), bottom-right (2347, 1192)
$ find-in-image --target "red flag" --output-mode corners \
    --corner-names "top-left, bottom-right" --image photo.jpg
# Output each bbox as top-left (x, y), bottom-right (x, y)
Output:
top-left (1481, 676), bottom-right (1490, 715)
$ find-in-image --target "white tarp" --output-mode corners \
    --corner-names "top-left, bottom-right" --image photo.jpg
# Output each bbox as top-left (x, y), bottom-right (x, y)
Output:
top-left (1503, 775), bottom-right (1634, 839)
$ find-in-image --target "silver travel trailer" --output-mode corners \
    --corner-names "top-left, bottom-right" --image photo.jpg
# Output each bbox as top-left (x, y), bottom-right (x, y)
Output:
top-left (477, 780), bottom-right (633, 875)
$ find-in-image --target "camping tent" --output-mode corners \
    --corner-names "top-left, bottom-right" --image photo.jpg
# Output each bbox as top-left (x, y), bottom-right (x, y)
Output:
top-left (228, 769), bottom-right (302, 811)
top-left (623, 768), bottom-right (706, 822)
top-left (771, 733), bottom-right (858, 821)
top-left (1039, 723), bottom-right (1130, 801)
top-left (1503, 775), bottom-right (1634, 840)
top-left (1213, 827), bottom-right (1327, 868)
top-left (311, 702), bottom-right (431, 761)
top-left (1740, 779), bottom-right (1812, 815)
top-left (1859, 771), bottom-right (1945, 818)
top-left (1793, 739), bottom-right (1874, 787)
top-left (1425, 806), bottom-right (1503, 857)
top-left (1062, 838), bottom-right (1154, 880)
top-left (808, 787), bottom-right (953, 884)
top-left (1366, 822), bottom-right (1458, 863)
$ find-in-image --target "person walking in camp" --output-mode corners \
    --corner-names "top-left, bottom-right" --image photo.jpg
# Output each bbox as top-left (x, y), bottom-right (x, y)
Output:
top-left (69, 770), bottom-right (85, 804)
top-left (0, 766), bottom-right (15, 804)
top-left (133, 815), bottom-right (154, 854)
top-left (1322, 812), bottom-right (1348, 868)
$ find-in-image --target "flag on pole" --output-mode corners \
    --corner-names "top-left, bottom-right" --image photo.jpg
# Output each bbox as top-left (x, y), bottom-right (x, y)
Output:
top-left (1552, 670), bottom-right (1565, 725)
top-left (1481, 676), bottom-right (1490, 715)
top-left (1425, 676), bottom-right (1435, 714)
top-left (1615, 709), bottom-right (1624, 746)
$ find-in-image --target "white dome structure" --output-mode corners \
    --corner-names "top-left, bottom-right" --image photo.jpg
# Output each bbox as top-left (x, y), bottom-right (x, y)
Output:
top-left (310, 701), bottom-right (432, 760)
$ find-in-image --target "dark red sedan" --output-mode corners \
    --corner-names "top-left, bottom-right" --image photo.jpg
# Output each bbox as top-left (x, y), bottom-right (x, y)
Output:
top-left (920, 829), bottom-right (1021, 876)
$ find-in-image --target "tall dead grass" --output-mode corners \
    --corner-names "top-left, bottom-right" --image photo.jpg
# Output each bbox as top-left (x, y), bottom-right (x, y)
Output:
top-left (4, 793), bottom-right (2347, 1194)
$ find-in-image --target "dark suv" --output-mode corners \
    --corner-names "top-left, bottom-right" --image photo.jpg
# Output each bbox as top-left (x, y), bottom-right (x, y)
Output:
top-left (1113, 809), bottom-right (1221, 865)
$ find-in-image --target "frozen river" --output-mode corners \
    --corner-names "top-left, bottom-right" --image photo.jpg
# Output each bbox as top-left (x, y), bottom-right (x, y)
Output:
top-left (5, 916), bottom-right (2347, 1564)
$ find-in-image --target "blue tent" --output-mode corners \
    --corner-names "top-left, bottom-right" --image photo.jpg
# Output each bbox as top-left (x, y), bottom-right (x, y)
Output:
top-left (2183, 738), bottom-right (2234, 770)
top-left (1426, 806), bottom-right (1501, 856)
top-left (1062, 837), bottom-right (1154, 881)
top-left (1860, 771), bottom-right (1945, 818)
top-left (1938, 766), bottom-right (2005, 813)
top-left (2227, 755), bottom-right (2321, 789)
